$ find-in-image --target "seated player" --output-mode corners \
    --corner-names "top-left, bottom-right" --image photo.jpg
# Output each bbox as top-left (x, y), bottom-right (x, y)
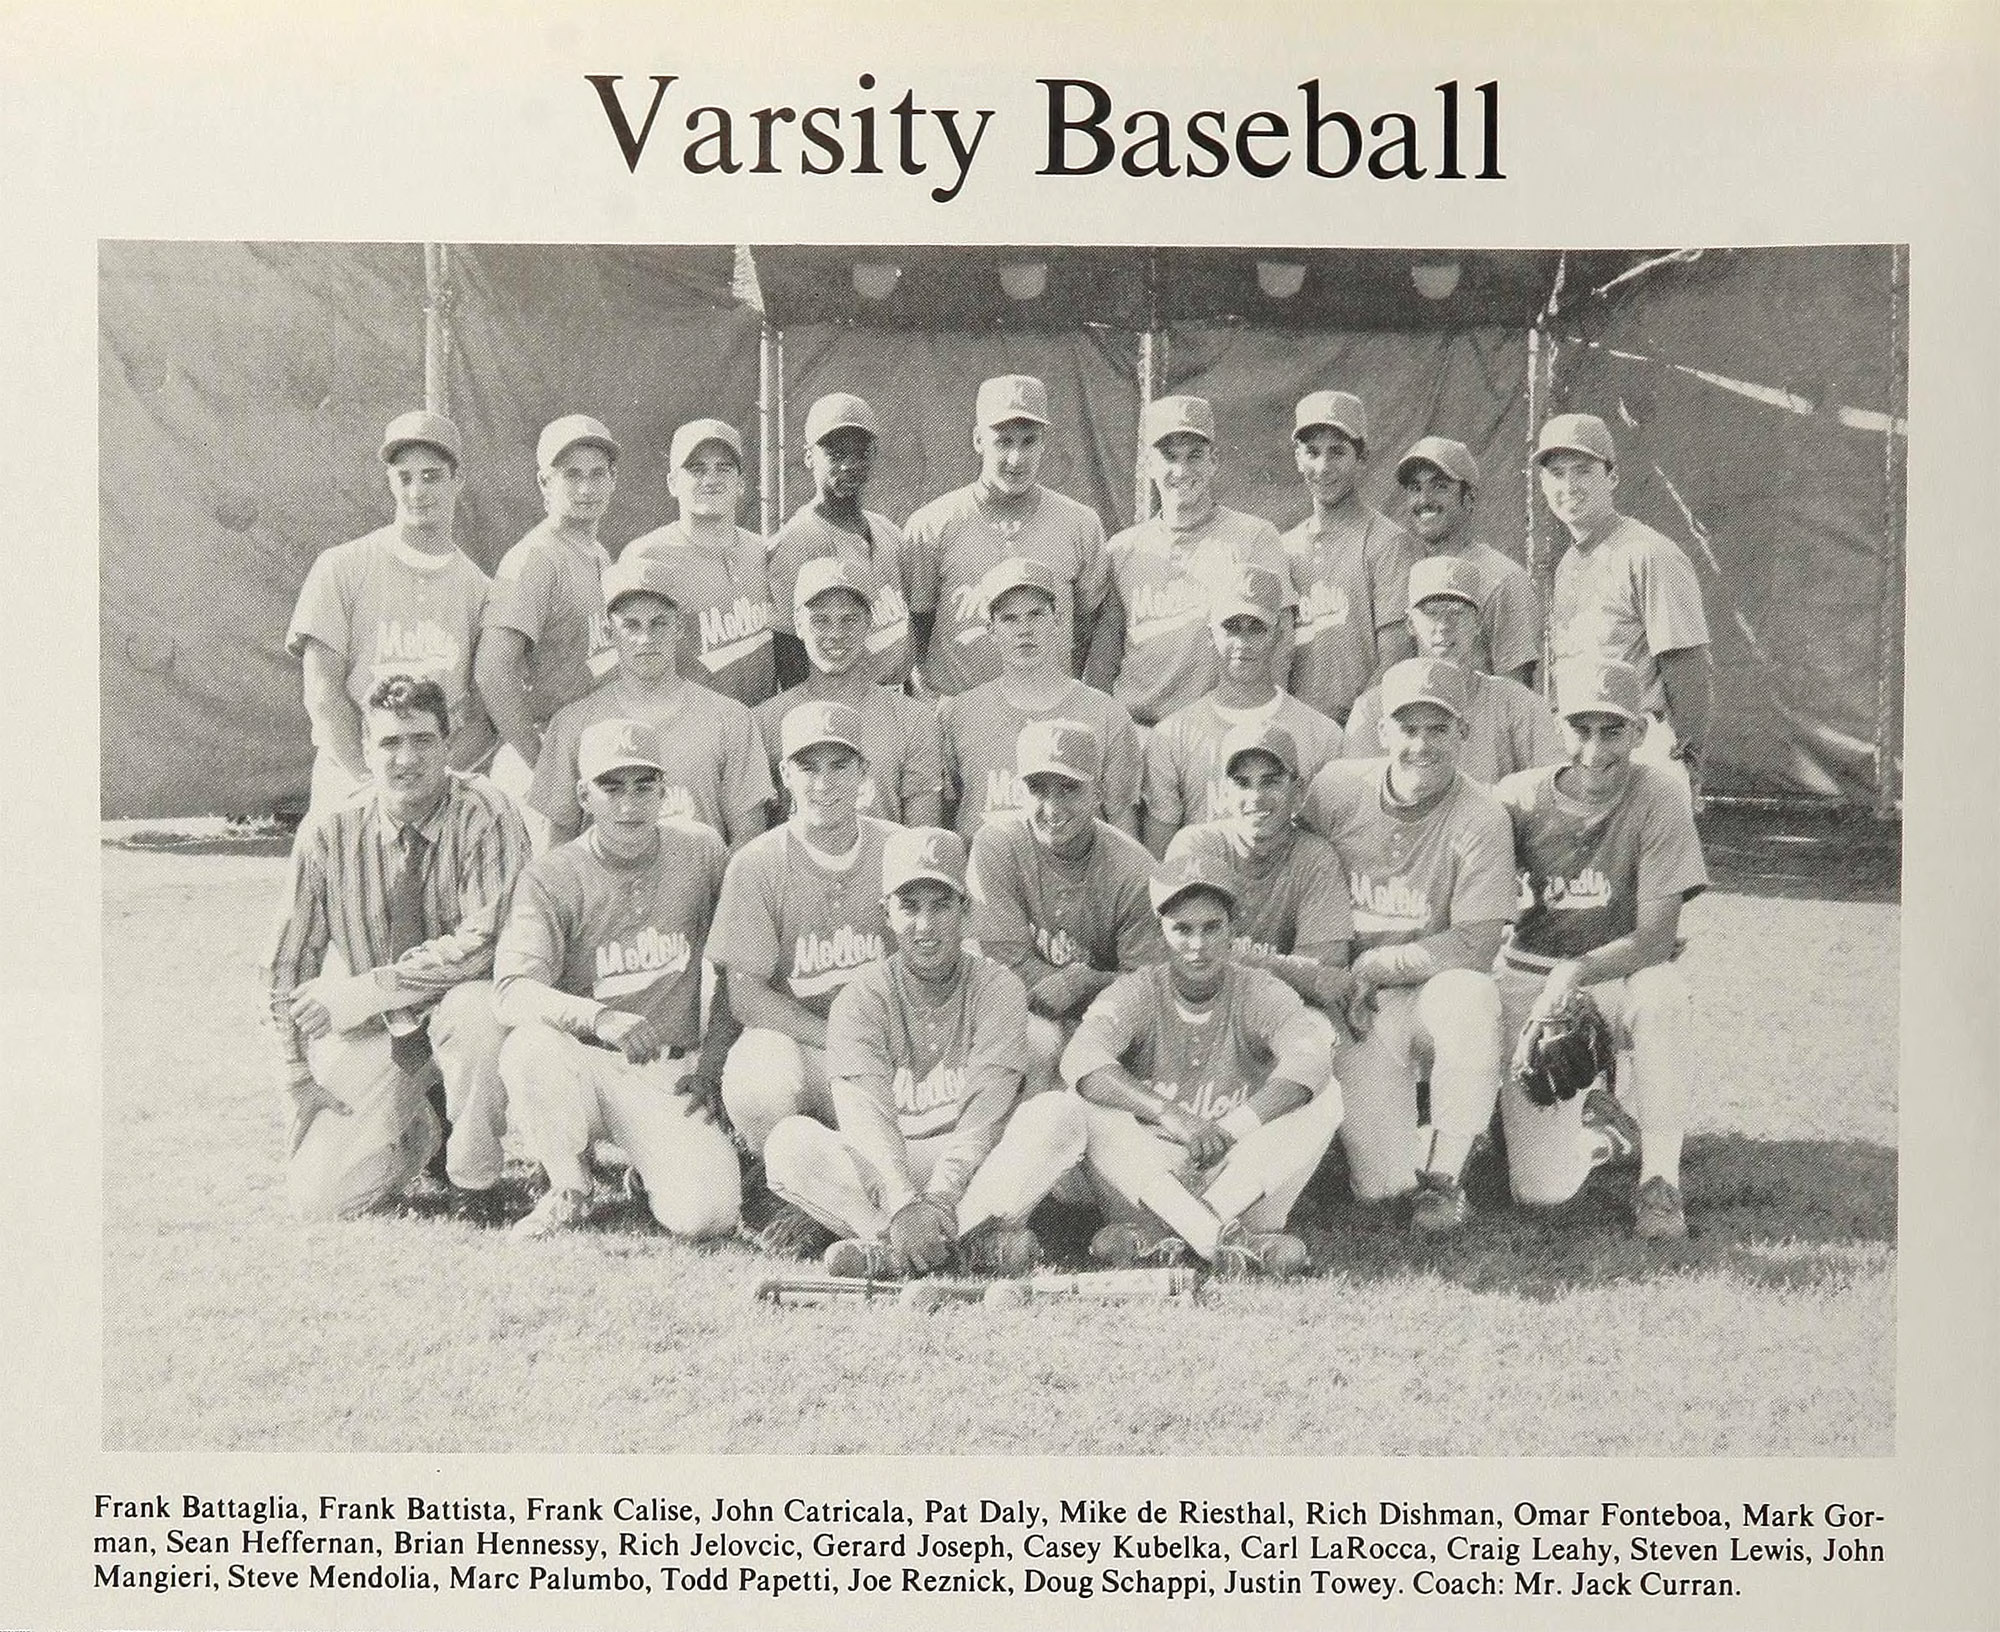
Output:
top-left (1493, 659), bottom-right (1708, 1240)
top-left (761, 827), bottom-right (1090, 1277)
top-left (495, 719), bottom-right (740, 1240)
top-left (262, 674), bottom-right (528, 1220)
top-left (1299, 659), bottom-right (1516, 1234)
top-left (1060, 854), bottom-right (1341, 1278)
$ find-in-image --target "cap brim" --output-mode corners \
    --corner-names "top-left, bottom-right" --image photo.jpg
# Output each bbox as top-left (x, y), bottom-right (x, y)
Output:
top-left (813, 420), bottom-right (876, 442)
top-left (381, 438), bottom-right (457, 464)
top-left (548, 435), bottom-right (620, 465)
top-left (1561, 702), bottom-right (1642, 724)
top-left (786, 735), bottom-right (865, 760)
top-left (887, 869), bottom-right (968, 898)
top-left (982, 411), bottom-right (1049, 428)
top-left (1208, 599), bottom-right (1276, 627)
top-left (1534, 440), bottom-right (1608, 466)
top-left (1017, 761), bottom-right (1091, 784)
top-left (1150, 879), bottom-right (1237, 916)
top-left (1294, 420), bottom-right (1363, 441)
top-left (586, 755), bottom-right (665, 780)
top-left (1223, 745), bottom-right (1298, 778)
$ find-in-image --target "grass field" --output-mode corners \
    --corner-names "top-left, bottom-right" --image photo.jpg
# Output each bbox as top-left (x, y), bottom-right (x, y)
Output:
top-left (101, 815), bottom-right (1898, 1457)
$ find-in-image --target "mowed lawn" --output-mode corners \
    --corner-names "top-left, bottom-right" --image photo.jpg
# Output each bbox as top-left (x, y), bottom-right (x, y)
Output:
top-left (101, 837), bottom-right (1897, 1457)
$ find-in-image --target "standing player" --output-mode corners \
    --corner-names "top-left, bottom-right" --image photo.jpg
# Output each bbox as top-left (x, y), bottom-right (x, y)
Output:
top-left (1342, 556), bottom-right (1564, 786)
top-left (1395, 436), bottom-right (1543, 688)
top-left (1088, 396), bottom-right (1296, 728)
top-left (528, 553), bottom-right (772, 848)
top-left (1060, 854), bottom-right (1340, 1277)
top-left (767, 393), bottom-right (915, 689)
top-left (904, 375), bottom-right (1110, 696)
top-left (622, 418), bottom-right (776, 708)
top-left (476, 414), bottom-right (623, 843)
top-left (940, 557), bottom-right (1142, 840)
top-left (762, 827), bottom-right (1089, 1277)
top-left (262, 675), bottom-right (529, 1220)
top-left (1535, 412), bottom-right (1713, 805)
top-left (1493, 659), bottom-right (1708, 1240)
top-left (1299, 659), bottom-right (1516, 1234)
top-left (286, 411), bottom-right (494, 817)
top-left (1141, 565), bottom-right (1343, 856)
top-left (754, 557), bottom-right (944, 827)
top-left (1282, 391), bottom-right (1422, 725)
top-left (494, 719), bottom-right (740, 1241)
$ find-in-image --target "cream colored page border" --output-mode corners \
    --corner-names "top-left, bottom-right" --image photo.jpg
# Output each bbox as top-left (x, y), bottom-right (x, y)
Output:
top-left (4, 2), bottom-right (1995, 1629)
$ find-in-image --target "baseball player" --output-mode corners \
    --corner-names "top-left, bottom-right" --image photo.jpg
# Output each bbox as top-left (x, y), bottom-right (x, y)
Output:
top-left (939, 556), bottom-right (1142, 840)
top-left (762, 826), bottom-right (1090, 1277)
top-left (1535, 412), bottom-right (1713, 805)
top-left (1282, 391), bottom-right (1422, 726)
top-left (1396, 435), bottom-right (1543, 687)
top-left (1299, 658), bottom-right (1516, 1234)
top-left (287, 411), bottom-right (495, 818)
top-left (1342, 556), bottom-right (1565, 786)
top-left (495, 718), bottom-right (740, 1240)
top-left (476, 414), bottom-right (623, 843)
top-left (1141, 564), bottom-right (1343, 856)
top-left (622, 418), bottom-right (777, 708)
top-left (967, 720), bottom-right (1164, 1098)
top-left (767, 393), bottom-right (915, 689)
top-left (1493, 658), bottom-right (1708, 1240)
top-left (528, 552), bottom-right (773, 848)
top-left (904, 375), bottom-right (1110, 696)
top-left (1060, 853), bottom-right (1340, 1277)
top-left (262, 674), bottom-right (530, 1220)
top-left (1088, 395), bottom-right (1296, 728)
top-left (709, 700), bottom-right (897, 1167)
top-left (754, 557), bottom-right (944, 827)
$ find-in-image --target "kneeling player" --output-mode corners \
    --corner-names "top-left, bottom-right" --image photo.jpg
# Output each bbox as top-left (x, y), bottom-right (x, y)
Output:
top-left (1493, 659), bottom-right (1708, 1239)
top-left (1059, 856), bottom-right (1340, 1277)
top-left (494, 720), bottom-right (740, 1240)
top-left (762, 827), bottom-right (1088, 1277)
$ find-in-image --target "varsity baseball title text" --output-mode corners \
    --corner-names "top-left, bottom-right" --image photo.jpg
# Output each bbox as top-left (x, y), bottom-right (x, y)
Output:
top-left (585, 76), bottom-right (1505, 204)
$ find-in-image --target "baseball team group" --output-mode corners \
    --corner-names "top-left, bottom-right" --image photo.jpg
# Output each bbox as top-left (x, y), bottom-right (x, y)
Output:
top-left (262, 369), bottom-right (1715, 1283)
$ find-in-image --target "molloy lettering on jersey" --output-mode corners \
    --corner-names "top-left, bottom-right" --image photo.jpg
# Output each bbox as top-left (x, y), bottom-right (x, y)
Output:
top-left (1032, 922), bottom-right (1085, 969)
top-left (593, 927), bottom-right (692, 999)
top-left (586, 609), bottom-right (617, 677)
top-left (1349, 870), bottom-right (1433, 935)
top-left (864, 583), bottom-right (912, 655)
top-left (947, 579), bottom-right (991, 641)
top-left (1546, 866), bottom-right (1615, 912)
top-left (892, 1063), bottom-right (966, 1138)
top-left (1127, 577), bottom-right (1205, 647)
top-left (1293, 579), bottom-right (1352, 643)
top-left (697, 596), bottom-right (773, 673)
top-left (1155, 1076), bottom-right (1250, 1122)
top-left (372, 618), bottom-right (460, 670)
top-left (789, 925), bottom-right (887, 997)
top-left (983, 767), bottom-right (1028, 816)
top-left (1232, 930), bottom-right (1281, 959)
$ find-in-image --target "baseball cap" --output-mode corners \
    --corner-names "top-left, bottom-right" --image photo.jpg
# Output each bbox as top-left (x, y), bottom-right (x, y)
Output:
top-left (1293, 390), bottom-right (1367, 444)
top-left (1380, 656), bottom-right (1469, 722)
top-left (577, 718), bottom-right (666, 783)
top-left (780, 699), bottom-right (866, 762)
top-left (882, 825), bottom-right (969, 899)
top-left (1149, 852), bottom-right (1239, 918)
top-left (977, 556), bottom-right (1059, 617)
top-left (668, 417), bottom-right (744, 471)
top-left (795, 555), bottom-right (876, 610)
top-left (1534, 413), bottom-right (1617, 467)
top-left (1220, 720), bottom-right (1301, 781)
top-left (1015, 719), bottom-right (1102, 785)
top-left (601, 550), bottom-right (682, 612)
top-left (379, 410), bottom-right (462, 468)
top-left (1141, 395), bottom-right (1216, 448)
top-left (1208, 564), bottom-right (1285, 629)
top-left (1554, 658), bottom-right (1645, 723)
top-left (537, 413), bottom-right (620, 470)
top-left (1406, 555), bottom-right (1484, 612)
top-left (976, 375), bottom-right (1050, 427)
top-left (1395, 435), bottom-right (1480, 489)
top-left (803, 393), bottom-right (880, 445)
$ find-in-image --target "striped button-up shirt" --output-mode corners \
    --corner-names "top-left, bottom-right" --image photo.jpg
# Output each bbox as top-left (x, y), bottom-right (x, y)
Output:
top-left (262, 772), bottom-right (530, 1078)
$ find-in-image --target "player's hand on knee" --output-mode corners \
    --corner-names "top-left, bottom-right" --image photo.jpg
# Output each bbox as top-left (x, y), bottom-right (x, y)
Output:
top-left (287, 985), bottom-right (335, 1042)
top-left (1341, 978), bottom-right (1379, 1041)
top-left (593, 1008), bottom-right (660, 1062)
top-left (680, 1071), bottom-right (728, 1128)
top-left (888, 1196), bottom-right (958, 1273)
top-left (285, 1076), bottom-right (348, 1154)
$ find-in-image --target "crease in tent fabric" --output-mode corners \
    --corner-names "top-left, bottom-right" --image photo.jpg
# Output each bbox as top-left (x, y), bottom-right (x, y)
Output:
top-left (1645, 464), bottom-right (1791, 685)
top-left (1579, 248), bottom-right (1706, 306)
top-left (1559, 336), bottom-right (1908, 438)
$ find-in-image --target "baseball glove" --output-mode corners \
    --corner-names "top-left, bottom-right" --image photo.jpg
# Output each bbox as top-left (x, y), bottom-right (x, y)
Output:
top-left (1514, 990), bottom-right (1616, 1107)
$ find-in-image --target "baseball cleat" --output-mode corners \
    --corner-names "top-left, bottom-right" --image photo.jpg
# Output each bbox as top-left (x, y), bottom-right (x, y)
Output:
top-left (1583, 1087), bottom-right (1642, 1171)
top-left (512, 1187), bottom-right (594, 1239)
top-left (824, 1237), bottom-right (906, 1280)
top-left (957, 1223), bottom-right (1040, 1278)
top-left (1210, 1220), bottom-right (1310, 1280)
top-left (1089, 1221), bottom-right (1189, 1269)
top-left (1411, 1170), bottom-right (1473, 1235)
top-left (1633, 1176), bottom-right (1689, 1241)
top-left (751, 1201), bottom-right (836, 1261)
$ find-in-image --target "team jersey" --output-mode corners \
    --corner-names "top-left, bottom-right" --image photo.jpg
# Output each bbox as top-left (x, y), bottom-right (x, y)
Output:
top-left (1061, 962), bottom-right (1332, 1123)
top-left (939, 678), bottom-right (1143, 840)
top-left (1162, 822), bottom-right (1354, 959)
top-left (767, 504), bottom-right (915, 685)
top-left (708, 817), bottom-right (896, 1017)
top-left (1103, 507), bottom-right (1295, 726)
top-left (285, 525), bottom-right (491, 759)
top-left (1494, 761), bottom-right (1708, 966)
top-left (493, 820), bottom-right (728, 1048)
top-left (528, 677), bottom-right (774, 839)
top-left (904, 484), bottom-right (1109, 696)
top-left (482, 520), bottom-right (617, 726)
top-left (967, 813), bottom-right (1163, 979)
top-left (1551, 515), bottom-right (1710, 715)
top-left (1142, 691), bottom-right (1344, 832)
top-left (1342, 669), bottom-right (1564, 786)
top-left (754, 681), bottom-right (943, 823)
top-left (622, 521), bottom-right (776, 707)
top-left (1281, 503), bottom-right (1421, 723)
top-left (1299, 760), bottom-right (1518, 951)
top-left (1429, 539), bottom-right (1544, 678)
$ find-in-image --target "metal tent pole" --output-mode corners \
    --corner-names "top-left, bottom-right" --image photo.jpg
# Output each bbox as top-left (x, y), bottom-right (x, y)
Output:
top-left (423, 244), bottom-right (453, 417)
top-left (758, 321), bottom-right (777, 536)
top-left (1873, 244), bottom-right (1907, 820)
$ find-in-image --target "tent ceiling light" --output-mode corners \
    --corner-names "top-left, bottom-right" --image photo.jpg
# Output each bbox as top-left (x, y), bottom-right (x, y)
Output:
top-left (1256, 260), bottom-right (1307, 299)
top-left (1411, 261), bottom-right (1462, 300)
top-left (852, 262), bottom-right (902, 301)
top-left (999, 261), bottom-right (1048, 301)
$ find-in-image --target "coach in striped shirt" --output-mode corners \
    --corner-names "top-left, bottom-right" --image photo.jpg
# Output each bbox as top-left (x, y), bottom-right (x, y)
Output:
top-left (263, 674), bottom-right (531, 1220)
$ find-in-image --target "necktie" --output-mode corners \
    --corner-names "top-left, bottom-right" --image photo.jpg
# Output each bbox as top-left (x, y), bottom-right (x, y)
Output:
top-left (386, 824), bottom-right (435, 1076)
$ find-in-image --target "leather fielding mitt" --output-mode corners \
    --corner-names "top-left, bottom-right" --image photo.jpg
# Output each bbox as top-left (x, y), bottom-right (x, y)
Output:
top-left (1515, 989), bottom-right (1617, 1107)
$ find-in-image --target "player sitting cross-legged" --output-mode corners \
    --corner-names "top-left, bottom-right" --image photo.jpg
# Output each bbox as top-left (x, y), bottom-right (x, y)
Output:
top-left (762, 827), bottom-right (1090, 1279)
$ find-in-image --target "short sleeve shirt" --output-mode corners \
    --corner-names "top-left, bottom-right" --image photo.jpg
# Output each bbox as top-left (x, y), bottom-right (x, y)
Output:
top-left (621, 521), bottom-right (776, 707)
top-left (1551, 515), bottom-right (1710, 715)
top-left (939, 679), bottom-right (1143, 840)
top-left (1342, 670), bottom-right (1565, 787)
top-left (1142, 692), bottom-right (1344, 833)
top-left (767, 505), bottom-right (915, 686)
top-left (1282, 505), bottom-right (1421, 723)
top-left (1452, 539), bottom-right (1545, 679)
top-left (1163, 822), bottom-right (1354, 958)
top-left (967, 814), bottom-right (1163, 973)
top-left (481, 520), bottom-right (616, 726)
top-left (754, 682), bottom-right (944, 824)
